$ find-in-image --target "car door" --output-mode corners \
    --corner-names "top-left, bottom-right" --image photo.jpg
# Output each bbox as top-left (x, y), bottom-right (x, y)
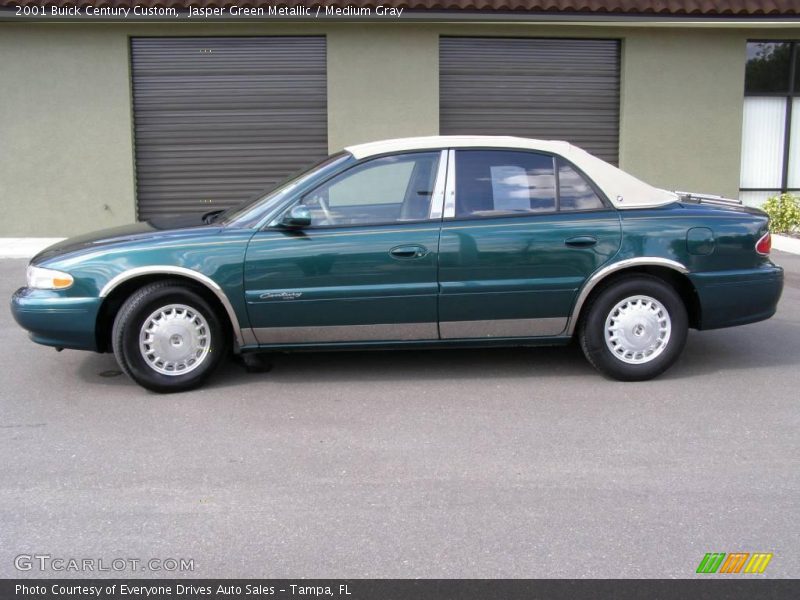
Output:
top-left (244, 150), bottom-right (446, 344)
top-left (438, 149), bottom-right (622, 338)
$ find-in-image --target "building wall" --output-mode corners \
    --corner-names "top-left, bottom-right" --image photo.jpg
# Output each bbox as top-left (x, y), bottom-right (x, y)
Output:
top-left (1, 21), bottom-right (796, 236)
top-left (0, 26), bottom-right (137, 236)
top-left (327, 25), bottom-right (439, 151)
top-left (619, 29), bottom-right (746, 198)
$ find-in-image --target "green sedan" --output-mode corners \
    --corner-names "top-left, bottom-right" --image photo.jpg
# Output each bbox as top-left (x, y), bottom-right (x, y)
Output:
top-left (11, 136), bottom-right (784, 392)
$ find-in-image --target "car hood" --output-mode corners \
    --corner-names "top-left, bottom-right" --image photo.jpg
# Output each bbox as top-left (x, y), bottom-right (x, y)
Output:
top-left (32, 215), bottom-right (220, 264)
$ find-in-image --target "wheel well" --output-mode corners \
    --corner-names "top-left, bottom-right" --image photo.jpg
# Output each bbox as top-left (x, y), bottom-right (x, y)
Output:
top-left (576, 266), bottom-right (701, 331)
top-left (95, 275), bottom-right (234, 353)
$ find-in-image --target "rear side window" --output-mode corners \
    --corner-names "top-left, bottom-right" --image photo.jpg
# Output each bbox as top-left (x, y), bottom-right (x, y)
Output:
top-left (557, 160), bottom-right (606, 211)
top-left (454, 150), bottom-right (607, 218)
top-left (455, 150), bottom-right (556, 218)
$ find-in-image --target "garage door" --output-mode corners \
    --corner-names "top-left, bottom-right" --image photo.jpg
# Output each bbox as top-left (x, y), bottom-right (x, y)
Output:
top-left (440, 38), bottom-right (620, 163)
top-left (131, 37), bottom-right (327, 220)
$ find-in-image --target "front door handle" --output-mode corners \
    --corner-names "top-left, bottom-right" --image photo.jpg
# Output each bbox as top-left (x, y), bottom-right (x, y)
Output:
top-left (565, 235), bottom-right (598, 248)
top-left (389, 244), bottom-right (428, 259)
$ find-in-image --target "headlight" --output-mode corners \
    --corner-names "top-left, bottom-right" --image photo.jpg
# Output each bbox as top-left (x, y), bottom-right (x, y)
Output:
top-left (26, 265), bottom-right (74, 290)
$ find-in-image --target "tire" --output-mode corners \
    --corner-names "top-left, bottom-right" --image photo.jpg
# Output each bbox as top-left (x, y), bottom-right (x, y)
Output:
top-left (112, 280), bottom-right (227, 393)
top-left (578, 275), bottom-right (688, 381)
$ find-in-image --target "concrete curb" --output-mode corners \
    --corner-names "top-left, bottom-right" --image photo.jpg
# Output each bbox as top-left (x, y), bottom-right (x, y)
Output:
top-left (773, 234), bottom-right (800, 255)
top-left (0, 238), bottom-right (66, 259)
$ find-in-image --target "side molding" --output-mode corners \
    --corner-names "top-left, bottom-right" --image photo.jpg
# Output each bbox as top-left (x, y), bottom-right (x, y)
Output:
top-left (566, 257), bottom-right (689, 336)
top-left (98, 266), bottom-right (250, 347)
top-left (440, 317), bottom-right (565, 339)
top-left (253, 322), bottom-right (438, 344)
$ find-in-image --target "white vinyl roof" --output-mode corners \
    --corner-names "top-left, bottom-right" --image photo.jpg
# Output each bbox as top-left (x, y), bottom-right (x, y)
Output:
top-left (344, 136), bottom-right (678, 209)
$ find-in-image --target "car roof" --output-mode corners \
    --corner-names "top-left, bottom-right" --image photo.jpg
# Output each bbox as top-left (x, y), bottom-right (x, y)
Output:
top-left (344, 136), bottom-right (679, 209)
top-left (345, 135), bottom-right (572, 159)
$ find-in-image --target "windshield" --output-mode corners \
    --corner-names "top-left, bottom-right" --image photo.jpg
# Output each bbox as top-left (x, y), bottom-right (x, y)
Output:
top-left (218, 152), bottom-right (351, 227)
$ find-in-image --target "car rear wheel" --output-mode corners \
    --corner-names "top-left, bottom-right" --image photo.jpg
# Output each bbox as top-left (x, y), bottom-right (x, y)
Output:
top-left (112, 280), bottom-right (226, 393)
top-left (578, 275), bottom-right (688, 381)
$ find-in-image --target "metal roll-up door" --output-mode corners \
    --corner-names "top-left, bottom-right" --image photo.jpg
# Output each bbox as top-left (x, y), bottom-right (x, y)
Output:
top-left (131, 37), bottom-right (327, 220)
top-left (440, 37), bottom-right (620, 163)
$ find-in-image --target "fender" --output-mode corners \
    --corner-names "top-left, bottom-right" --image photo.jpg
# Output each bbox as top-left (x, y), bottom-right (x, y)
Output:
top-left (566, 257), bottom-right (689, 335)
top-left (98, 265), bottom-right (251, 347)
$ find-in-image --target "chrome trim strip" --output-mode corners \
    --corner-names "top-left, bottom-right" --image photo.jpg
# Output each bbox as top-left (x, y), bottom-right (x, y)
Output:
top-left (566, 257), bottom-right (690, 336)
top-left (253, 322), bottom-right (438, 344)
top-left (439, 317), bottom-right (566, 339)
top-left (99, 266), bottom-right (248, 347)
top-left (443, 149), bottom-right (456, 219)
top-left (675, 190), bottom-right (743, 206)
top-left (428, 150), bottom-right (448, 219)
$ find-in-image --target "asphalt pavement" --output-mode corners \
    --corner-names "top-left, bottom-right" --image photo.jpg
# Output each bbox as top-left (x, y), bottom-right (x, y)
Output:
top-left (1, 253), bottom-right (798, 578)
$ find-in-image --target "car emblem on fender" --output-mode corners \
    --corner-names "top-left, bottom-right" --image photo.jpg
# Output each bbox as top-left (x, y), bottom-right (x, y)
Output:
top-left (259, 291), bottom-right (303, 300)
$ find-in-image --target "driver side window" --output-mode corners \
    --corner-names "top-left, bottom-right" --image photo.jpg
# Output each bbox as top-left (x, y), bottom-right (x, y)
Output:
top-left (298, 152), bottom-right (440, 227)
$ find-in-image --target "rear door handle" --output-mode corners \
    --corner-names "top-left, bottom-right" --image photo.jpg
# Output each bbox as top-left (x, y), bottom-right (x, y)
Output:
top-left (565, 235), bottom-right (598, 248)
top-left (389, 244), bottom-right (428, 259)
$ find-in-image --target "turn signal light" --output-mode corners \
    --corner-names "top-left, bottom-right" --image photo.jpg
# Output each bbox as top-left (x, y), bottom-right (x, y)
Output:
top-left (26, 265), bottom-right (74, 290)
top-left (755, 231), bottom-right (772, 256)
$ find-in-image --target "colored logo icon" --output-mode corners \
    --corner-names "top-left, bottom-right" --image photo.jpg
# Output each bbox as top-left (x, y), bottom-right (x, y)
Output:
top-left (696, 552), bottom-right (773, 574)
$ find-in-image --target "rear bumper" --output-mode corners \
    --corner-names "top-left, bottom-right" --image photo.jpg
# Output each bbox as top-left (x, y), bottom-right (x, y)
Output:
top-left (10, 287), bottom-right (101, 351)
top-left (689, 263), bottom-right (784, 330)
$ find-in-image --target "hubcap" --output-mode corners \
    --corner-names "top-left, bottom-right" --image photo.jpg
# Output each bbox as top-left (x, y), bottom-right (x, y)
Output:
top-left (604, 295), bottom-right (671, 365)
top-left (139, 304), bottom-right (211, 376)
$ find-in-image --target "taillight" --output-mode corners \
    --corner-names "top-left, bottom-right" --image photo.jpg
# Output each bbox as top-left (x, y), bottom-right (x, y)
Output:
top-left (755, 231), bottom-right (771, 255)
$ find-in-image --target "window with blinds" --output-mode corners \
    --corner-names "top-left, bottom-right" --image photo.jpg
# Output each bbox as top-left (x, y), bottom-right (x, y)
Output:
top-left (740, 41), bottom-right (800, 206)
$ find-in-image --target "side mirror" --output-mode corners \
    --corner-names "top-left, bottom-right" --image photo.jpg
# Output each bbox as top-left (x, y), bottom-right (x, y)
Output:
top-left (280, 205), bottom-right (312, 229)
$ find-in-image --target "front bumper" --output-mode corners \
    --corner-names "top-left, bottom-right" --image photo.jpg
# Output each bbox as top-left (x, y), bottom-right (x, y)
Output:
top-left (11, 287), bottom-right (102, 351)
top-left (689, 263), bottom-right (784, 330)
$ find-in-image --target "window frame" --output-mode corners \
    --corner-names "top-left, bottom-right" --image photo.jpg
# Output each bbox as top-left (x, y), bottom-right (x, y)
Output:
top-left (446, 148), bottom-right (613, 222)
top-left (272, 150), bottom-right (448, 231)
top-left (741, 40), bottom-right (800, 198)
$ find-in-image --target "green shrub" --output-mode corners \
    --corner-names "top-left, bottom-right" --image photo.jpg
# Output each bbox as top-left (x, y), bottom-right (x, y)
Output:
top-left (762, 193), bottom-right (800, 234)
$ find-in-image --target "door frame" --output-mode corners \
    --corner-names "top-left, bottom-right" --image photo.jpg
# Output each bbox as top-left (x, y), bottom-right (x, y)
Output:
top-left (246, 149), bottom-right (451, 345)
top-left (436, 146), bottom-right (621, 340)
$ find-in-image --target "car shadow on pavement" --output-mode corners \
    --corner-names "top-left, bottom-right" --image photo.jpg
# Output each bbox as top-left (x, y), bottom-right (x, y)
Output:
top-left (216, 343), bottom-right (595, 387)
top-left (73, 315), bottom-right (800, 393)
top-left (75, 352), bottom-right (134, 388)
top-left (74, 342), bottom-right (596, 392)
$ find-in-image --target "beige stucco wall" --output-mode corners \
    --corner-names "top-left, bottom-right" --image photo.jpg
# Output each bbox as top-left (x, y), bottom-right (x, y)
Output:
top-left (327, 26), bottom-right (439, 152)
top-left (619, 29), bottom-right (746, 198)
top-left (1, 21), bottom-right (797, 236)
top-left (0, 26), bottom-right (136, 236)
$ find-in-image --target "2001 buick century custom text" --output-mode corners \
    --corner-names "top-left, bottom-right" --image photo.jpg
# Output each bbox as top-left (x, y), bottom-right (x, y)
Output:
top-left (11, 136), bottom-right (784, 392)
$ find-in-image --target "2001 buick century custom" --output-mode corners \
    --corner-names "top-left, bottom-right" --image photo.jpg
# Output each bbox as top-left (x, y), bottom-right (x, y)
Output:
top-left (11, 136), bottom-right (784, 392)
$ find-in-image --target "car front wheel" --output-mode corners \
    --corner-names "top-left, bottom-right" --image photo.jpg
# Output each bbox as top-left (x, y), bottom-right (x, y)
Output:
top-left (578, 275), bottom-right (688, 381)
top-left (112, 280), bottom-right (226, 393)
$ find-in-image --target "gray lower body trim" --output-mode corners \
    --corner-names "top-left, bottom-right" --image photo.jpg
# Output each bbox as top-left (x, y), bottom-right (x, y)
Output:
top-left (252, 322), bottom-right (438, 344)
top-left (250, 318), bottom-right (566, 345)
top-left (240, 328), bottom-right (258, 346)
top-left (439, 317), bottom-right (566, 339)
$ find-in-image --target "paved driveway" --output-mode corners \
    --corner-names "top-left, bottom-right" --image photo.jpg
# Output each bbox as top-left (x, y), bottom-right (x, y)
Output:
top-left (1, 253), bottom-right (798, 578)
